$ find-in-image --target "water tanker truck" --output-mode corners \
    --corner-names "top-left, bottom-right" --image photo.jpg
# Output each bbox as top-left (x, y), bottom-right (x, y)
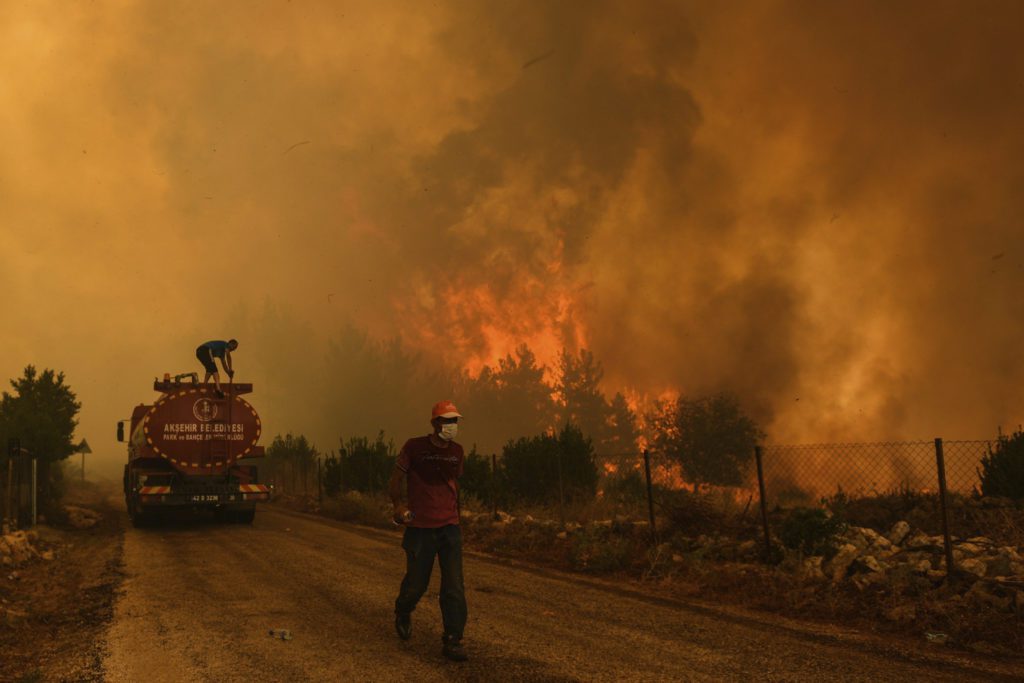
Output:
top-left (118, 377), bottom-right (269, 526)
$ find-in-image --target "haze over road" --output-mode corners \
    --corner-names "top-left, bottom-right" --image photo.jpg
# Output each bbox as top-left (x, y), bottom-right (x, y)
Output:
top-left (102, 507), bottom-right (1015, 682)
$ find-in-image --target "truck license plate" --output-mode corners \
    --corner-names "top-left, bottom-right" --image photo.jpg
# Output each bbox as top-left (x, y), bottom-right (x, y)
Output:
top-left (191, 495), bottom-right (220, 502)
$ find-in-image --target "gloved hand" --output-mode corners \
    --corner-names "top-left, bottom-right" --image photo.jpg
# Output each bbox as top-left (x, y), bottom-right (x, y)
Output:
top-left (393, 505), bottom-right (413, 525)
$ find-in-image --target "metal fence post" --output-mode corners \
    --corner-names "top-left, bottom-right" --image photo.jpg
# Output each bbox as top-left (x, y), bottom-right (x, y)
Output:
top-left (490, 453), bottom-right (498, 520)
top-left (934, 438), bottom-right (956, 576)
top-left (4, 459), bottom-right (11, 528)
top-left (556, 447), bottom-right (566, 529)
top-left (31, 458), bottom-right (37, 527)
top-left (755, 446), bottom-right (772, 561)
top-left (643, 449), bottom-right (657, 542)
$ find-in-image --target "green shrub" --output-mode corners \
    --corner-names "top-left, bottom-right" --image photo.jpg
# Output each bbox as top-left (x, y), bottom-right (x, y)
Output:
top-left (779, 507), bottom-right (846, 557)
top-left (602, 468), bottom-right (646, 504)
top-left (979, 430), bottom-right (1024, 500)
top-left (568, 526), bottom-right (635, 572)
top-left (322, 453), bottom-right (343, 497)
top-left (322, 492), bottom-right (390, 528)
top-left (338, 431), bottom-right (395, 494)
top-left (823, 485), bottom-right (929, 533)
top-left (460, 446), bottom-right (496, 504)
top-left (661, 487), bottom-right (726, 536)
top-left (501, 423), bottom-right (598, 504)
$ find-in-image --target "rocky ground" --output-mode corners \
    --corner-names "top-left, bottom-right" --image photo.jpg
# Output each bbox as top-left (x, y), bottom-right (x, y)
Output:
top-left (1, 484), bottom-right (1020, 681)
top-left (460, 509), bottom-right (1024, 656)
top-left (0, 482), bottom-right (125, 682)
top-left (282, 490), bottom-right (1024, 657)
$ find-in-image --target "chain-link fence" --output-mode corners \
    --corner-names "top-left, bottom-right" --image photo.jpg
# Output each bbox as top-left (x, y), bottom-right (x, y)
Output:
top-left (263, 457), bottom-right (319, 497)
top-left (758, 439), bottom-right (993, 507)
top-left (753, 437), bottom-right (1012, 573)
top-left (293, 430), bottom-right (1010, 575)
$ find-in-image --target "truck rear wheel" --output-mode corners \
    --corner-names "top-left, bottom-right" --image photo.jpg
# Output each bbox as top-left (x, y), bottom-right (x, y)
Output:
top-left (130, 506), bottom-right (155, 528)
top-left (233, 508), bottom-right (256, 524)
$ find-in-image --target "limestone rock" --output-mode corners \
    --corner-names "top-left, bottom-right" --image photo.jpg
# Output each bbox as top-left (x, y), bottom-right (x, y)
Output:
top-left (997, 546), bottom-right (1022, 563)
top-left (841, 530), bottom-right (867, 551)
top-left (851, 555), bottom-right (884, 574)
top-left (986, 554), bottom-right (1014, 578)
top-left (911, 558), bottom-right (933, 574)
top-left (798, 556), bottom-right (826, 581)
top-left (954, 542), bottom-right (983, 557)
top-left (905, 532), bottom-right (934, 549)
top-left (826, 543), bottom-right (860, 582)
top-left (887, 521), bottom-right (911, 546)
top-left (851, 572), bottom-right (887, 591)
top-left (965, 582), bottom-right (1012, 611)
top-left (64, 505), bottom-right (101, 530)
top-left (959, 557), bottom-right (988, 578)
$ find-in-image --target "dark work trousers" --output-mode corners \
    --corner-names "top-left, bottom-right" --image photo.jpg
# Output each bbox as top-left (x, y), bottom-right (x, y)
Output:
top-left (394, 524), bottom-right (468, 641)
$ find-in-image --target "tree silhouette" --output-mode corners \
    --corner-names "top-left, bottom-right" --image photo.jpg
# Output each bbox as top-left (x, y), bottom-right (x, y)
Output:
top-left (555, 349), bottom-right (613, 453)
top-left (650, 392), bottom-right (763, 487)
top-left (603, 392), bottom-right (639, 455)
top-left (457, 344), bottom-right (555, 455)
top-left (0, 365), bottom-right (81, 513)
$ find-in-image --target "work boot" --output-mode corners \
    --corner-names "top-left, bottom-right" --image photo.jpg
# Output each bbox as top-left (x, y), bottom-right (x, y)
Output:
top-left (395, 612), bottom-right (411, 641)
top-left (442, 635), bottom-right (468, 662)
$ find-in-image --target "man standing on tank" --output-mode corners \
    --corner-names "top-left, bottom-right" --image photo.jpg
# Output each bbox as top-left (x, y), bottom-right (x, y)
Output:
top-left (389, 400), bottom-right (469, 662)
top-left (195, 339), bottom-right (237, 398)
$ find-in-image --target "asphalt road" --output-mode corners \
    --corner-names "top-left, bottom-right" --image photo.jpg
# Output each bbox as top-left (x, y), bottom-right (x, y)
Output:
top-left (101, 506), bottom-right (1020, 682)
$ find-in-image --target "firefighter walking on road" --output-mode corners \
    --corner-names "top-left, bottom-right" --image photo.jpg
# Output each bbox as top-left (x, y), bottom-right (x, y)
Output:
top-left (389, 400), bottom-right (469, 662)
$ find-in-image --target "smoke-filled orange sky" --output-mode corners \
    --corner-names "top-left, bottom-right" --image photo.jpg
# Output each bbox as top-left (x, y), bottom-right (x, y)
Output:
top-left (3, 1), bottom-right (1024, 476)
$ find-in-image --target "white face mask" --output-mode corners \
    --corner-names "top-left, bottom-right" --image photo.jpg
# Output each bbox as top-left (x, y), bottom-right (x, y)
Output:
top-left (439, 423), bottom-right (458, 441)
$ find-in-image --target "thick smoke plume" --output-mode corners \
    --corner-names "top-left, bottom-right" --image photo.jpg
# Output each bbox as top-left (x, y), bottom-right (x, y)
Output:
top-left (1, 1), bottom-right (1023, 475)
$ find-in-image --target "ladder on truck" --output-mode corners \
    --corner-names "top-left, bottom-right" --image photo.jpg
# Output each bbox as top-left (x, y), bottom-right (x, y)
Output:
top-left (205, 384), bottom-right (235, 478)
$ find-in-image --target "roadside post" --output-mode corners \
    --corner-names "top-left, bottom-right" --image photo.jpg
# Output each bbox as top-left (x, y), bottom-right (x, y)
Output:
top-left (933, 438), bottom-right (956, 577)
top-left (556, 448), bottom-right (566, 529)
top-left (755, 446), bottom-right (771, 561)
top-left (5, 438), bottom-right (17, 528)
top-left (643, 449), bottom-right (657, 543)
top-left (78, 438), bottom-right (92, 482)
top-left (31, 457), bottom-right (37, 527)
top-left (490, 453), bottom-right (498, 520)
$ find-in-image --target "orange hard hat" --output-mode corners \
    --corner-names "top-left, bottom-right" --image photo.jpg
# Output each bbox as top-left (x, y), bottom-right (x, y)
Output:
top-left (431, 400), bottom-right (462, 419)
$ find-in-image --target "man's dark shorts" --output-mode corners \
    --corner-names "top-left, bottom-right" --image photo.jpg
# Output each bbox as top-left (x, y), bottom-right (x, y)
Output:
top-left (195, 346), bottom-right (218, 374)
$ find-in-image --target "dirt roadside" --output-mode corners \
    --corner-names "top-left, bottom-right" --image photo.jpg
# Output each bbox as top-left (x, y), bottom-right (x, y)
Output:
top-left (2, 486), bottom-right (1021, 682)
top-left (0, 482), bottom-right (125, 683)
